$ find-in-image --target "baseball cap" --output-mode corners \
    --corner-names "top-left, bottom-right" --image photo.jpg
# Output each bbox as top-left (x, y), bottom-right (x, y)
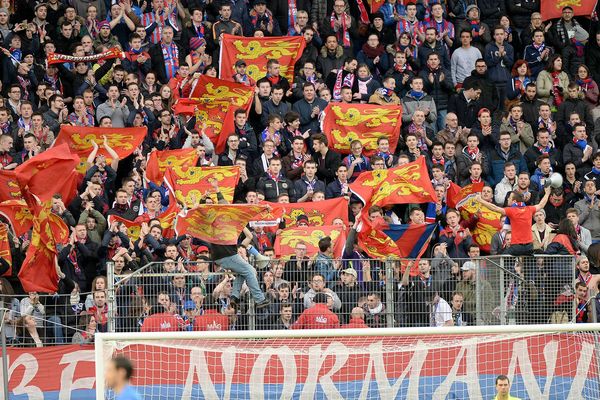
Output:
top-left (197, 245), bottom-right (210, 253)
top-left (235, 60), bottom-right (247, 68)
top-left (461, 261), bottom-right (477, 271)
top-left (184, 301), bottom-right (196, 310)
top-left (341, 267), bottom-right (358, 278)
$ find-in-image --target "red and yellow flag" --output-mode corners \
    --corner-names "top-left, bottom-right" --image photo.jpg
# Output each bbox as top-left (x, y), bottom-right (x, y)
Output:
top-left (321, 103), bottom-right (402, 156)
top-left (18, 204), bottom-right (69, 293)
top-left (175, 204), bottom-right (268, 245)
top-left (251, 198), bottom-right (349, 228)
top-left (108, 202), bottom-right (180, 241)
top-left (54, 126), bottom-right (146, 160)
top-left (455, 194), bottom-right (502, 253)
top-left (219, 34), bottom-right (306, 82)
top-left (350, 157), bottom-right (437, 207)
top-left (146, 148), bottom-right (200, 184)
top-left (214, 106), bottom-right (237, 154)
top-left (541, 0), bottom-right (596, 20)
top-left (446, 182), bottom-right (484, 209)
top-left (14, 144), bottom-right (80, 203)
top-left (164, 166), bottom-right (240, 206)
top-left (188, 75), bottom-right (254, 112)
top-left (356, 214), bottom-right (401, 260)
top-left (275, 225), bottom-right (346, 259)
top-left (0, 170), bottom-right (22, 201)
top-left (0, 224), bottom-right (12, 276)
top-left (0, 200), bottom-right (33, 236)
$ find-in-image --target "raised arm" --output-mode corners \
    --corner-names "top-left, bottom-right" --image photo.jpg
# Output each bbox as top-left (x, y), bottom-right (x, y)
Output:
top-left (476, 194), bottom-right (506, 216)
top-left (534, 186), bottom-right (552, 212)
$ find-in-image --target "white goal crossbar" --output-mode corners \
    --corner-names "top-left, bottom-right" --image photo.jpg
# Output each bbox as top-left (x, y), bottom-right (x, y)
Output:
top-left (95, 324), bottom-right (600, 399)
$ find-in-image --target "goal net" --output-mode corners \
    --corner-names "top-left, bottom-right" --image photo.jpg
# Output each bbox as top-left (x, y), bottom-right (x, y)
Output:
top-left (95, 325), bottom-right (600, 400)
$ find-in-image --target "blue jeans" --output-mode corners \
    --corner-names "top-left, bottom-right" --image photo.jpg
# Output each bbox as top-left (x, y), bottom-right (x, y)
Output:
top-left (48, 315), bottom-right (65, 344)
top-left (436, 109), bottom-right (447, 133)
top-left (216, 254), bottom-right (266, 303)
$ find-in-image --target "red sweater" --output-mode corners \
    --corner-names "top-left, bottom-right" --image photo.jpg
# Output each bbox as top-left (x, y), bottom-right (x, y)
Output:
top-left (194, 310), bottom-right (229, 331)
top-left (291, 304), bottom-right (340, 329)
top-left (342, 317), bottom-right (370, 329)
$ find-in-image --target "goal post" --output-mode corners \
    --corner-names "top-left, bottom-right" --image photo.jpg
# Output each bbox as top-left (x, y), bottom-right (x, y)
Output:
top-left (95, 324), bottom-right (600, 399)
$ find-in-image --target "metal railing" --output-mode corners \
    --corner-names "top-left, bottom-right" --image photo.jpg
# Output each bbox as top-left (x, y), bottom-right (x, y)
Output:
top-left (103, 254), bottom-right (581, 332)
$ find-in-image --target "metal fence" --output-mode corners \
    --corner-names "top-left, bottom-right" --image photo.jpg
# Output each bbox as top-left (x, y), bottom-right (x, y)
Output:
top-left (101, 254), bottom-right (583, 332)
top-left (0, 291), bottom-right (93, 347)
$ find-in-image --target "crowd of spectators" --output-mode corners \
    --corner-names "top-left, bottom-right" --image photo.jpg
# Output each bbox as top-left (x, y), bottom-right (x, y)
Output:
top-left (1, 0), bottom-right (600, 344)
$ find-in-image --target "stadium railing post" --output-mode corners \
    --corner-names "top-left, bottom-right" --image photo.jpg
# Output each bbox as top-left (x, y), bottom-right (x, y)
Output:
top-left (107, 261), bottom-right (116, 333)
top-left (385, 259), bottom-right (395, 328)
top-left (95, 331), bottom-right (106, 399)
top-left (499, 256), bottom-right (506, 325)
top-left (475, 260), bottom-right (482, 326)
top-left (1, 306), bottom-right (10, 400)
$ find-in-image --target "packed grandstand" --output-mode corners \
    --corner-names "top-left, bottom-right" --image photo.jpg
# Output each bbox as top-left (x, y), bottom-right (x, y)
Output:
top-left (0, 0), bottom-right (600, 348)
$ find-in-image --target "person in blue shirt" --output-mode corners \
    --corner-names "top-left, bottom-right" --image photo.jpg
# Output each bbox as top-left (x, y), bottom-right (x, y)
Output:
top-left (105, 356), bottom-right (142, 400)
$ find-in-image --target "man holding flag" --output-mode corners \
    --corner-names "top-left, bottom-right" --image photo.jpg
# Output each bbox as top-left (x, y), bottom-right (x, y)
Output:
top-left (475, 186), bottom-right (551, 256)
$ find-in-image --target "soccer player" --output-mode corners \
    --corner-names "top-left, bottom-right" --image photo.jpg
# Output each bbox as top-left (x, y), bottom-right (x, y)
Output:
top-left (493, 374), bottom-right (521, 400)
top-left (105, 356), bottom-right (142, 400)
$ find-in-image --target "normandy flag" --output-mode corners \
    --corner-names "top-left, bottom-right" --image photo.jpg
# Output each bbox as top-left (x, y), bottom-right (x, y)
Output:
top-left (173, 100), bottom-right (238, 146)
top-left (541, 0), bottom-right (596, 20)
top-left (275, 225), bottom-right (347, 259)
top-left (0, 223), bottom-right (12, 276)
top-left (350, 157), bottom-right (437, 208)
top-left (14, 143), bottom-right (80, 203)
top-left (18, 203), bottom-right (70, 293)
top-left (0, 170), bottom-right (22, 201)
top-left (146, 148), bottom-right (200, 184)
top-left (188, 75), bottom-right (254, 112)
top-left (250, 198), bottom-right (349, 227)
top-left (175, 204), bottom-right (269, 245)
top-left (454, 193), bottom-right (502, 253)
top-left (219, 34), bottom-right (306, 82)
top-left (55, 125), bottom-right (146, 160)
top-left (321, 103), bottom-right (403, 156)
top-left (164, 166), bottom-right (240, 206)
top-left (106, 202), bottom-right (179, 241)
top-left (0, 200), bottom-right (34, 236)
top-left (446, 182), bottom-right (484, 209)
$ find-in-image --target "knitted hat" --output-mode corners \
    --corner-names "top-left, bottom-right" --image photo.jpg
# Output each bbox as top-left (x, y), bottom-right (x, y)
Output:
top-left (189, 37), bottom-right (206, 50)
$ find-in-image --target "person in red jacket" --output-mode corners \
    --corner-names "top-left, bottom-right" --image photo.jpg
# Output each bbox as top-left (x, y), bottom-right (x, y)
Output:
top-left (194, 298), bottom-right (229, 331)
top-left (342, 307), bottom-right (370, 329)
top-left (291, 293), bottom-right (340, 329)
top-left (141, 307), bottom-right (182, 332)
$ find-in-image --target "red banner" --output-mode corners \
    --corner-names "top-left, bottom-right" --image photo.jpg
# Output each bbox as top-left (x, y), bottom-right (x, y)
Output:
top-left (175, 204), bottom-right (268, 245)
top-left (350, 157), bottom-right (437, 207)
top-left (54, 126), bottom-right (146, 160)
top-left (541, 0), bottom-right (596, 20)
top-left (14, 143), bottom-right (80, 203)
top-left (5, 334), bottom-right (600, 398)
top-left (321, 103), bottom-right (403, 156)
top-left (164, 166), bottom-right (240, 206)
top-left (275, 225), bottom-right (346, 258)
top-left (0, 170), bottom-right (22, 201)
top-left (219, 34), bottom-right (305, 82)
top-left (146, 149), bottom-right (199, 184)
top-left (188, 75), bottom-right (254, 112)
top-left (47, 46), bottom-right (124, 65)
top-left (0, 199), bottom-right (33, 236)
top-left (0, 223), bottom-right (12, 276)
